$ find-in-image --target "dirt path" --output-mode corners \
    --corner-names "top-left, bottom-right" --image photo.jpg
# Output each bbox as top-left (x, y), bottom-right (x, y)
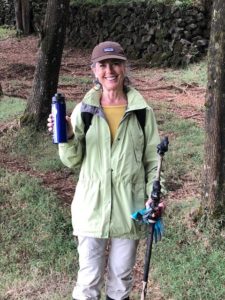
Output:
top-left (0, 36), bottom-right (204, 299)
top-left (0, 152), bottom-right (75, 204)
top-left (0, 35), bottom-right (205, 201)
top-left (0, 36), bottom-right (205, 116)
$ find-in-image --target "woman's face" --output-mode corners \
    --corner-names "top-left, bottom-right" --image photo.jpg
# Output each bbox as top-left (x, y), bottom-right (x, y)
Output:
top-left (92, 59), bottom-right (126, 92)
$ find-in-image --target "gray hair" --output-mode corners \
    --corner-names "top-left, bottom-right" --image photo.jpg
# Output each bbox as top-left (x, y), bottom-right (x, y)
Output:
top-left (91, 61), bottom-right (131, 92)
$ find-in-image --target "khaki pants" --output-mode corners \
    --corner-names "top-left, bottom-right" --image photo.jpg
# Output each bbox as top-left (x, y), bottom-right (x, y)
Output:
top-left (72, 237), bottom-right (139, 300)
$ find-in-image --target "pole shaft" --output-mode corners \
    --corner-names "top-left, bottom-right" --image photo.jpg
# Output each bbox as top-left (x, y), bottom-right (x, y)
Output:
top-left (141, 223), bottom-right (155, 299)
top-left (143, 223), bottom-right (155, 282)
top-left (156, 155), bottom-right (163, 181)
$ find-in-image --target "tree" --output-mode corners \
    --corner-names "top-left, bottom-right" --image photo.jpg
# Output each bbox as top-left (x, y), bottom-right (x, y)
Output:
top-left (203, 0), bottom-right (214, 24)
top-left (204, 0), bottom-right (225, 219)
top-left (21, 0), bottom-right (70, 128)
top-left (14, 0), bottom-right (30, 35)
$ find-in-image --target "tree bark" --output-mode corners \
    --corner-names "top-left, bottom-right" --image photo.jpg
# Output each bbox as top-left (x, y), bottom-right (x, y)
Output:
top-left (204, 0), bottom-right (225, 218)
top-left (21, 0), bottom-right (30, 35)
top-left (14, 0), bottom-right (23, 33)
top-left (22, 0), bottom-right (70, 128)
top-left (14, 0), bottom-right (30, 35)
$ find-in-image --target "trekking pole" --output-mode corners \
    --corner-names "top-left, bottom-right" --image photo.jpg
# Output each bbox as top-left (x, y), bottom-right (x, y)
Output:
top-left (141, 136), bottom-right (169, 300)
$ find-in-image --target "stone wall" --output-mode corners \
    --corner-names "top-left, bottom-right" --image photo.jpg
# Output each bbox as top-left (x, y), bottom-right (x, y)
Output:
top-left (0, 1), bottom-right (210, 66)
top-left (0, 0), bottom-right (15, 25)
top-left (67, 2), bottom-right (209, 66)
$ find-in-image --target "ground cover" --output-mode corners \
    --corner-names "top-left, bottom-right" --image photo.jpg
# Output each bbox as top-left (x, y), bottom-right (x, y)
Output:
top-left (1, 32), bottom-right (224, 300)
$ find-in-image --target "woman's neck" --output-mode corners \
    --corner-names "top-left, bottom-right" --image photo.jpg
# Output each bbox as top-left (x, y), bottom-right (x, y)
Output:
top-left (101, 89), bottom-right (127, 106)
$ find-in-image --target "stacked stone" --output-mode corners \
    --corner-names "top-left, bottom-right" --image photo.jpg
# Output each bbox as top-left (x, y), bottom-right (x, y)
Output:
top-left (67, 2), bottom-right (209, 66)
top-left (1, 0), bottom-right (209, 67)
top-left (0, 0), bottom-right (15, 26)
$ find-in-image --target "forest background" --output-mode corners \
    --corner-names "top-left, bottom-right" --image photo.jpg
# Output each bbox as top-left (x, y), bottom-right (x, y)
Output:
top-left (0, 0), bottom-right (224, 299)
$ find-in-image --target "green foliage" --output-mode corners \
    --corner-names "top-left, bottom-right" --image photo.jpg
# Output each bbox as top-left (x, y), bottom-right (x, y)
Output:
top-left (0, 169), bottom-right (77, 298)
top-left (0, 99), bottom-right (76, 172)
top-left (0, 98), bottom-right (79, 298)
top-left (164, 60), bottom-right (207, 87)
top-left (0, 125), bottom-right (64, 171)
top-left (59, 75), bottom-right (92, 86)
top-left (0, 96), bottom-right (26, 121)
top-left (0, 25), bottom-right (16, 40)
top-left (152, 200), bottom-right (225, 300)
top-left (153, 103), bottom-right (204, 189)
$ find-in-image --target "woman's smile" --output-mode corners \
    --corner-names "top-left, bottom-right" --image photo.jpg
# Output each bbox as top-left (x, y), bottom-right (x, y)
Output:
top-left (92, 59), bottom-right (126, 91)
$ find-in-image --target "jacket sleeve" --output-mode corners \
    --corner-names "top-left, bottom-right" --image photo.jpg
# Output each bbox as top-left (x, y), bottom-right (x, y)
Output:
top-left (58, 103), bottom-right (85, 168)
top-left (143, 107), bottom-right (166, 198)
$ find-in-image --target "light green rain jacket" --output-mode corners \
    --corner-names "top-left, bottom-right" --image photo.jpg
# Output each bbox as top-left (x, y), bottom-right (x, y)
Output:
top-left (58, 87), bottom-right (160, 239)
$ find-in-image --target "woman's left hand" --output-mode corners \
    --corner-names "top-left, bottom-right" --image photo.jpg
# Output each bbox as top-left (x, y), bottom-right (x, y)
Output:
top-left (145, 199), bottom-right (166, 219)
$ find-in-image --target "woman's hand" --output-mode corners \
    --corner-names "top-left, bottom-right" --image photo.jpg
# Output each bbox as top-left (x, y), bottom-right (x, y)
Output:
top-left (47, 113), bottom-right (54, 133)
top-left (145, 198), bottom-right (166, 219)
top-left (47, 114), bottom-right (74, 139)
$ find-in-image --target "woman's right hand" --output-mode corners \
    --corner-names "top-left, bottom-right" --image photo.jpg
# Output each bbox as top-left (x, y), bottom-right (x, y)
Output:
top-left (47, 114), bottom-right (74, 139)
top-left (47, 113), bottom-right (54, 133)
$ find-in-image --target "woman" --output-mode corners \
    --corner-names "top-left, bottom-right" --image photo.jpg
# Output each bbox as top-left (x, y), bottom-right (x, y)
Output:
top-left (48, 41), bottom-right (163, 300)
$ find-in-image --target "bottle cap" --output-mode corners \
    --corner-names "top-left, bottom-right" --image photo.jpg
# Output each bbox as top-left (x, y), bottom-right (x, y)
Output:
top-left (52, 93), bottom-right (65, 102)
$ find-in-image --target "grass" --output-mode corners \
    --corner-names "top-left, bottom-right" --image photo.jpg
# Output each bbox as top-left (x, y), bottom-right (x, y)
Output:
top-left (0, 99), bottom-right (79, 299)
top-left (0, 168), bottom-right (77, 299)
top-left (0, 96), bottom-right (26, 121)
top-left (1, 60), bottom-right (224, 299)
top-left (152, 101), bottom-right (204, 189)
top-left (152, 199), bottom-right (225, 300)
top-left (0, 96), bottom-right (77, 172)
top-left (163, 118), bottom-right (204, 182)
top-left (0, 25), bottom-right (16, 40)
top-left (164, 59), bottom-right (208, 87)
top-left (0, 126), bottom-right (67, 172)
top-left (135, 59), bottom-right (207, 88)
top-left (59, 75), bottom-right (92, 86)
top-left (0, 171), bottom-right (74, 274)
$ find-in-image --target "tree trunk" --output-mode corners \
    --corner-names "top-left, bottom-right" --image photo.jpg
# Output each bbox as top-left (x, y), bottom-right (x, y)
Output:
top-left (14, 0), bottom-right (30, 35)
top-left (21, 0), bottom-right (30, 35)
top-left (204, 0), bottom-right (225, 218)
top-left (22, 0), bottom-right (70, 129)
top-left (202, 0), bottom-right (214, 31)
top-left (14, 0), bottom-right (23, 33)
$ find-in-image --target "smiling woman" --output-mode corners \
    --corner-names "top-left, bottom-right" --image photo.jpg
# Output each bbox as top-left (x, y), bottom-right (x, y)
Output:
top-left (92, 59), bottom-right (127, 104)
top-left (91, 41), bottom-right (128, 106)
top-left (47, 40), bottom-right (163, 300)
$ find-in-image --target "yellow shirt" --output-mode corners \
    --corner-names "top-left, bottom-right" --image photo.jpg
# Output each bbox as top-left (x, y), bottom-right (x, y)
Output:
top-left (102, 105), bottom-right (126, 142)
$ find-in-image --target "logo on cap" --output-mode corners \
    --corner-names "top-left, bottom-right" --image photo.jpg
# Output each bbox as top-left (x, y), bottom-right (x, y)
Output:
top-left (103, 47), bottom-right (115, 52)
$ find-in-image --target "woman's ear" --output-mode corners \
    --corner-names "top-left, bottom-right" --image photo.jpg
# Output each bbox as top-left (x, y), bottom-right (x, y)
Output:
top-left (93, 77), bottom-right (102, 90)
top-left (91, 63), bottom-right (96, 76)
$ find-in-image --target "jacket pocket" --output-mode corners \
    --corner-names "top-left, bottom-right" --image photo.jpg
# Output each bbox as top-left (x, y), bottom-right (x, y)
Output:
top-left (71, 179), bottom-right (101, 231)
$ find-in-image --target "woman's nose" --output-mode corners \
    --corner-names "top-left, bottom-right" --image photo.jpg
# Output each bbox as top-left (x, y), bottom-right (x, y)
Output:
top-left (106, 63), bottom-right (114, 72)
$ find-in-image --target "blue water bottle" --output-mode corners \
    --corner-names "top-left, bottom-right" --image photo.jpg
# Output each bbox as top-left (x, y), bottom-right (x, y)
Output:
top-left (52, 93), bottom-right (67, 144)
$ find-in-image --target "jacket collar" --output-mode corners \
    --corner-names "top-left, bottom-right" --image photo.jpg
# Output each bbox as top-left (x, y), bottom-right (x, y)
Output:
top-left (82, 87), bottom-right (148, 111)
